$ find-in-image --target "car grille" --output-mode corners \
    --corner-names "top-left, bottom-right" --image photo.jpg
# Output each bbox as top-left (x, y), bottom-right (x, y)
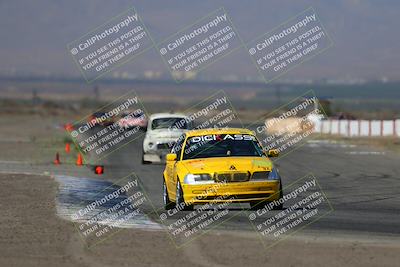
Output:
top-left (157, 143), bottom-right (174, 150)
top-left (215, 172), bottom-right (250, 182)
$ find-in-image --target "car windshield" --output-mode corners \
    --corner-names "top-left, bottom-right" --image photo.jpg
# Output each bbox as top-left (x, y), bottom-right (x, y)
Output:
top-left (182, 134), bottom-right (264, 160)
top-left (122, 111), bottom-right (144, 118)
top-left (93, 112), bottom-right (106, 117)
top-left (133, 112), bottom-right (144, 118)
top-left (151, 117), bottom-right (188, 130)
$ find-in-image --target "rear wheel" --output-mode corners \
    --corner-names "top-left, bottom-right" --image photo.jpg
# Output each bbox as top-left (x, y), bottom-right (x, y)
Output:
top-left (163, 179), bottom-right (175, 210)
top-left (176, 180), bottom-right (194, 211)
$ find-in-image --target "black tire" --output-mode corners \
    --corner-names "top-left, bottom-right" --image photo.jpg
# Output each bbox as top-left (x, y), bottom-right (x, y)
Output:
top-left (249, 181), bottom-right (283, 210)
top-left (249, 200), bottom-right (264, 210)
top-left (273, 182), bottom-right (284, 210)
top-left (176, 180), bottom-right (194, 211)
top-left (163, 179), bottom-right (175, 210)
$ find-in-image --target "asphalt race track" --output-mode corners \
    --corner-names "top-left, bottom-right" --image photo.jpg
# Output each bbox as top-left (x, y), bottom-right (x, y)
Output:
top-left (85, 125), bottom-right (400, 237)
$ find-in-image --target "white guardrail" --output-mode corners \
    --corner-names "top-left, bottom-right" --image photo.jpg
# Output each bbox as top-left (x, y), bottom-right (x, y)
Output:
top-left (313, 119), bottom-right (400, 137)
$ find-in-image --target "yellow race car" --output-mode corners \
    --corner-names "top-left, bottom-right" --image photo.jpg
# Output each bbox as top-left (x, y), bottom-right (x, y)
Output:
top-left (163, 128), bottom-right (283, 211)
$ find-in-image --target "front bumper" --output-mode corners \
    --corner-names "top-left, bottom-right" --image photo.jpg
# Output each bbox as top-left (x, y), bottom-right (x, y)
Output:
top-left (181, 180), bottom-right (281, 204)
top-left (143, 152), bottom-right (169, 163)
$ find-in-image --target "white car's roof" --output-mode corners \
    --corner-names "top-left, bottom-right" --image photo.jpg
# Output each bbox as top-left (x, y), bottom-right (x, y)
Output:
top-left (149, 113), bottom-right (188, 120)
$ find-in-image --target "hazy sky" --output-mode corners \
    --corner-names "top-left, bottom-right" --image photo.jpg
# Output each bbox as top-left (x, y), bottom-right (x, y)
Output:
top-left (0, 0), bottom-right (399, 81)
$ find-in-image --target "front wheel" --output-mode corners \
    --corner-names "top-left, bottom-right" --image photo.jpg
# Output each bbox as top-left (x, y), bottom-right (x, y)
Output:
top-left (250, 181), bottom-right (283, 210)
top-left (176, 180), bottom-right (194, 211)
top-left (163, 179), bottom-right (175, 210)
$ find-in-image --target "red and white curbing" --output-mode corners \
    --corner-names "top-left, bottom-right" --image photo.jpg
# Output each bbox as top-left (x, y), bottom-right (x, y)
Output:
top-left (315, 119), bottom-right (400, 137)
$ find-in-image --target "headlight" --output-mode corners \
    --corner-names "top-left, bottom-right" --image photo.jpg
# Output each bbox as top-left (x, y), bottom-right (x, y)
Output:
top-left (251, 168), bottom-right (280, 181)
top-left (184, 174), bottom-right (214, 184)
top-left (267, 167), bottom-right (280, 180)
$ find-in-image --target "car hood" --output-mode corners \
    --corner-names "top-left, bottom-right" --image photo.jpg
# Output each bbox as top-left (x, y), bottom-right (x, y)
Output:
top-left (147, 129), bottom-right (185, 139)
top-left (180, 157), bottom-right (273, 174)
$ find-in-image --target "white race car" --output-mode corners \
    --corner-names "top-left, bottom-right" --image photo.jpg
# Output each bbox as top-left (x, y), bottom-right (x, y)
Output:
top-left (142, 113), bottom-right (192, 164)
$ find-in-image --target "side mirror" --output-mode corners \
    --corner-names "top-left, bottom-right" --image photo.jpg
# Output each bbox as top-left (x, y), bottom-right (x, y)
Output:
top-left (267, 149), bottom-right (279, 157)
top-left (166, 153), bottom-right (177, 161)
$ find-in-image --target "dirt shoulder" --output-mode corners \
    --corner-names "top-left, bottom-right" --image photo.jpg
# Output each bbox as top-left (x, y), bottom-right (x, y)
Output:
top-left (0, 173), bottom-right (82, 267)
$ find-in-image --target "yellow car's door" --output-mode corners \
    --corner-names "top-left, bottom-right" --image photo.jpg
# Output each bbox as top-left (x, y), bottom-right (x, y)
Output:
top-left (165, 156), bottom-right (177, 200)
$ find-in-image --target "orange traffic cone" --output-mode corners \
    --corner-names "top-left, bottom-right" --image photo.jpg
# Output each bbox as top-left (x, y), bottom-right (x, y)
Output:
top-left (76, 153), bottom-right (83, 166)
top-left (95, 166), bottom-right (104, 175)
top-left (65, 143), bottom-right (71, 153)
top-left (54, 152), bottom-right (60, 165)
